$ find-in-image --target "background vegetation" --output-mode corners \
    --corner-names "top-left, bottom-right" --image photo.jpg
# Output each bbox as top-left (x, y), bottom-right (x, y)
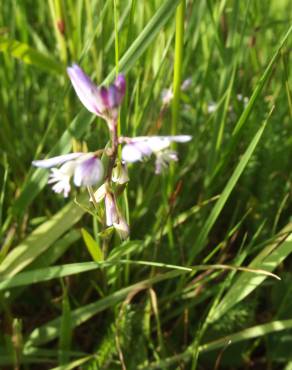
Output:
top-left (0, 0), bottom-right (291, 369)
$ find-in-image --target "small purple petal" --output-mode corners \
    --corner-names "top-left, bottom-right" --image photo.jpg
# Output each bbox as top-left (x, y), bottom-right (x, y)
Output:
top-left (32, 153), bottom-right (83, 168)
top-left (107, 75), bottom-right (126, 108)
top-left (105, 193), bottom-right (119, 226)
top-left (114, 74), bottom-right (126, 95)
top-left (133, 141), bottom-right (152, 156)
top-left (73, 156), bottom-right (104, 187)
top-left (67, 64), bottom-right (102, 116)
top-left (99, 86), bottom-right (109, 109)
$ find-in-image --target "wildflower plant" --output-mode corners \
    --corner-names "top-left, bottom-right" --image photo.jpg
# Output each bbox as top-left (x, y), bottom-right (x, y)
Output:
top-left (33, 64), bottom-right (191, 243)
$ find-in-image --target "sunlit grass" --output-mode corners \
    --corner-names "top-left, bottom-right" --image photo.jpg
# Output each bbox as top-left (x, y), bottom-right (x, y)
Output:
top-left (0, 0), bottom-right (291, 369)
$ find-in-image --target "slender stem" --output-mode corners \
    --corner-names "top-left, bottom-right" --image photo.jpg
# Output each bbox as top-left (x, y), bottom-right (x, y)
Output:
top-left (171, 0), bottom-right (185, 136)
top-left (113, 0), bottom-right (122, 155)
top-left (106, 121), bottom-right (119, 183)
top-left (167, 0), bottom-right (185, 249)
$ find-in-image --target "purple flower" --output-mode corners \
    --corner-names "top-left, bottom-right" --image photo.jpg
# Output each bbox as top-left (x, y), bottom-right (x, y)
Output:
top-left (121, 135), bottom-right (192, 173)
top-left (67, 64), bottom-right (126, 122)
top-left (32, 152), bottom-right (104, 197)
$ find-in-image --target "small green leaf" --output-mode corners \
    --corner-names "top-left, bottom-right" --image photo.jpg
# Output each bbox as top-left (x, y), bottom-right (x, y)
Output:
top-left (98, 226), bottom-right (114, 239)
top-left (81, 228), bottom-right (104, 262)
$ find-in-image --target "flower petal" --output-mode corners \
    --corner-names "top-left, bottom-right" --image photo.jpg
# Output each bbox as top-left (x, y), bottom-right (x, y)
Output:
top-left (121, 144), bottom-right (144, 163)
top-left (122, 141), bottom-right (153, 162)
top-left (130, 135), bottom-right (192, 152)
top-left (51, 179), bottom-right (71, 198)
top-left (169, 135), bottom-right (192, 143)
top-left (113, 216), bottom-right (129, 240)
top-left (90, 183), bottom-right (107, 203)
top-left (73, 156), bottom-right (104, 187)
top-left (32, 153), bottom-right (83, 168)
top-left (105, 193), bottom-right (119, 226)
top-left (155, 150), bottom-right (178, 174)
top-left (143, 137), bottom-right (171, 152)
top-left (67, 64), bottom-right (103, 116)
top-left (114, 74), bottom-right (126, 96)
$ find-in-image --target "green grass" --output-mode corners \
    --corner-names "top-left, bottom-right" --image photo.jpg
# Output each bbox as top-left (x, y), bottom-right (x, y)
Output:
top-left (0, 0), bottom-right (292, 369)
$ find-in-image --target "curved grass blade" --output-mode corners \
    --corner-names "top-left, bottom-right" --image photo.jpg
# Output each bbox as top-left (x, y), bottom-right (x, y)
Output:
top-left (0, 258), bottom-right (279, 291)
top-left (143, 319), bottom-right (292, 369)
top-left (0, 37), bottom-right (64, 74)
top-left (209, 223), bottom-right (292, 323)
top-left (188, 110), bottom-right (271, 264)
top-left (0, 197), bottom-right (86, 278)
top-left (104, 0), bottom-right (181, 82)
top-left (24, 270), bottom-right (188, 347)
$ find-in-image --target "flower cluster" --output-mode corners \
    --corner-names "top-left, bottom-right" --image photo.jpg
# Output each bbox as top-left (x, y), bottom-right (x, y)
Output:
top-left (33, 152), bottom-right (103, 197)
top-left (33, 64), bottom-right (191, 240)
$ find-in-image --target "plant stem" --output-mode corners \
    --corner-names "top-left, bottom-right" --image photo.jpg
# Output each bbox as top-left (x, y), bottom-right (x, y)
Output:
top-left (171, 0), bottom-right (185, 136)
top-left (167, 0), bottom-right (185, 248)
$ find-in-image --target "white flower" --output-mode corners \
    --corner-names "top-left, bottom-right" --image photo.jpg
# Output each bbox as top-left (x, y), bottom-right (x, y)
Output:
top-left (161, 88), bottom-right (173, 105)
top-left (48, 161), bottom-right (76, 197)
top-left (207, 102), bottom-right (217, 113)
top-left (161, 78), bottom-right (192, 106)
top-left (155, 150), bottom-right (178, 174)
top-left (32, 152), bottom-right (104, 197)
top-left (121, 135), bottom-right (191, 173)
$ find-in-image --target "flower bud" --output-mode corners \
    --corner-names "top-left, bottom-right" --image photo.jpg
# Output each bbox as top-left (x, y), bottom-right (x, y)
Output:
top-left (113, 216), bottom-right (130, 240)
top-left (112, 162), bottom-right (129, 185)
top-left (105, 192), bottom-right (119, 226)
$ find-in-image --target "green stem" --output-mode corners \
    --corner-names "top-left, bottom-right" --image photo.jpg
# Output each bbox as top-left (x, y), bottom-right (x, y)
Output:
top-left (113, 0), bottom-right (122, 153)
top-left (113, 0), bottom-right (119, 74)
top-left (171, 0), bottom-right (185, 136)
top-left (167, 0), bottom-right (185, 249)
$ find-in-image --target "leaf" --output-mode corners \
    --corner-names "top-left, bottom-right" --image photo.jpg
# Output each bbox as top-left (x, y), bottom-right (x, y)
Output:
top-left (58, 288), bottom-right (72, 365)
top-left (24, 270), bottom-right (187, 347)
top-left (0, 198), bottom-right (86, 278)
top-left (104, 0), bottom-right (181, 82)
top-left (50, 355), bottom-right (92, 370)
top-left (200, 319), bottom-right (292, 353)
top-left (209, 24), bottom-right (292, 183)
top-left (0, 259), bottom-right (279, 292)
top-left (144, 319), bottom-right (292, 369)
top-left (81, 228), bottom-right (104, 262)
top-left (0, 37), bottom-right (64, 74)
top-left (188, 115), bottom-right (269, 263)
top-left (210, 223), bottom-right (292, 323)
top-left (0, 262), bottom-right (104, 291)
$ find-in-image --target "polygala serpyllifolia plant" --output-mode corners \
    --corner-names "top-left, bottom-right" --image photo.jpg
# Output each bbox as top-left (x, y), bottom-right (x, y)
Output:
top-left (33, 64), bottom-right (191, 242)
